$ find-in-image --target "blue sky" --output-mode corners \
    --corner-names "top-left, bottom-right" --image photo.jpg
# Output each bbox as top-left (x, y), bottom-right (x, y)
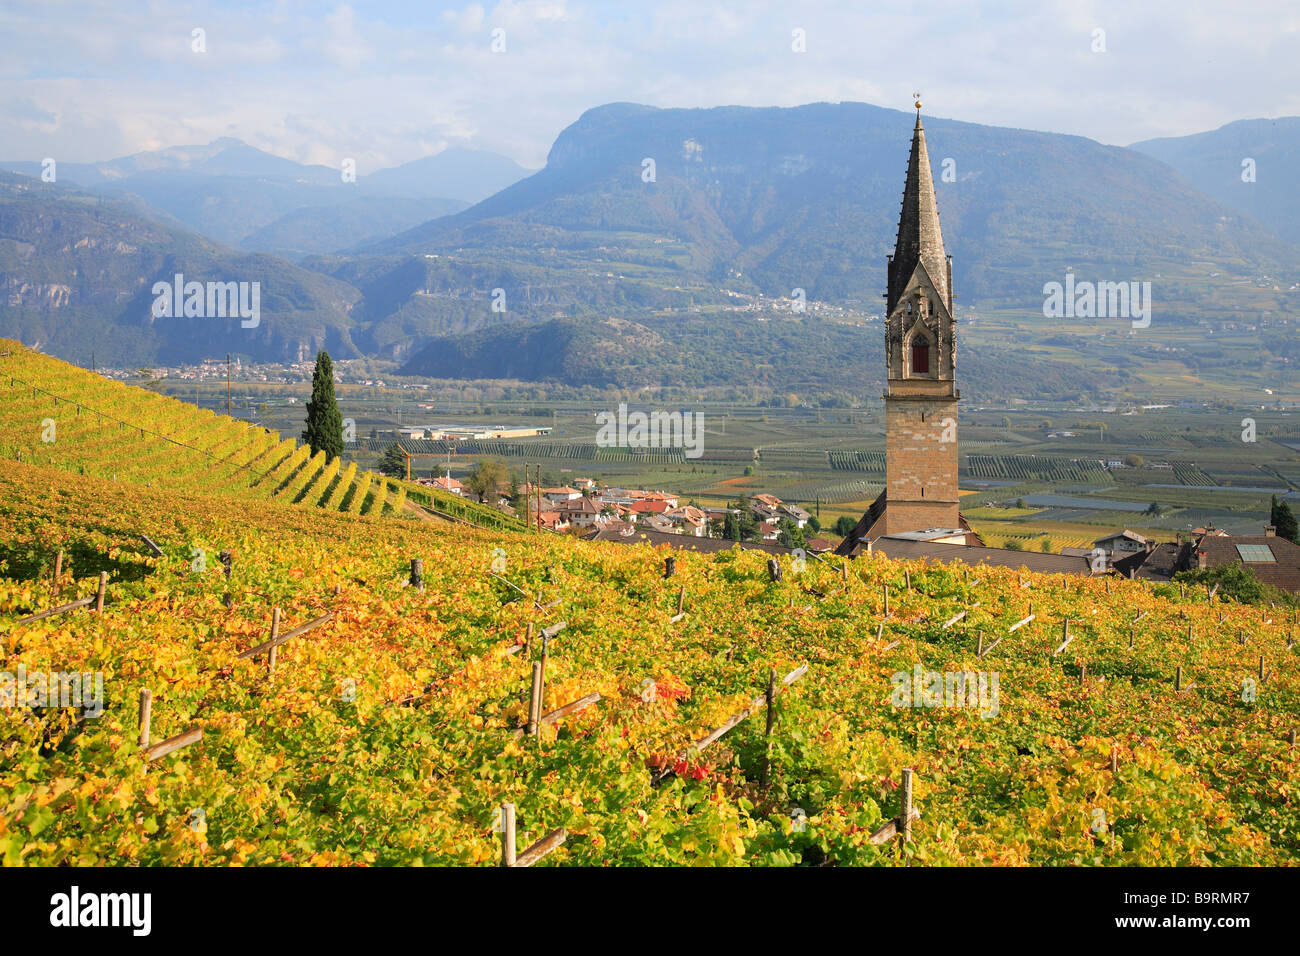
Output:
top-left (2, 0), bottom-right (1297, 170)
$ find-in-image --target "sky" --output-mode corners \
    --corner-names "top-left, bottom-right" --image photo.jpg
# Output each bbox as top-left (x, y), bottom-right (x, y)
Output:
top-left (2, 0), bottom-right (1298, 172)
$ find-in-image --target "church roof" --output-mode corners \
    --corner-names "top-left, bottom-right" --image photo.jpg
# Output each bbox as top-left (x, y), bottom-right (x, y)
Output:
top-left (889, 109), bottom-right (949, 314)
top-left (832, 489), bottom-right (981, 557)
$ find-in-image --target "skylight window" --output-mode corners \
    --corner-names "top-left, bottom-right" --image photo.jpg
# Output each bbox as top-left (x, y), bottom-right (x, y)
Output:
top-left (1236, 544), bottom-right (1276, 563)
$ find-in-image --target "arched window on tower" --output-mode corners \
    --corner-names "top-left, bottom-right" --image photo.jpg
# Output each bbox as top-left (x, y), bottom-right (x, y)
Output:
top-left (911, 339), bottom-right (930, 375)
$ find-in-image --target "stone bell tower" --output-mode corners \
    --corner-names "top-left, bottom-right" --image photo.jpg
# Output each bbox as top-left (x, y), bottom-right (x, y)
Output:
top-left (836, 100), bottom-right (964, 554)
top-left (881, 99), bottom-right (960, 534)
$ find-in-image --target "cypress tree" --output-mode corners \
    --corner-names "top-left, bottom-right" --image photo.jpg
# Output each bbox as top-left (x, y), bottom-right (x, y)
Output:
top-left (302, 350), bottom-right (344, 462)
top-left (379, 443), bottom-right (407, 479)
top-left (1271, 494), bottom-right (1299, 544)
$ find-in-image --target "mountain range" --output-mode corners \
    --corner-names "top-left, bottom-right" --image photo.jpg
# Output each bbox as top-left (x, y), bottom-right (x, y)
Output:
top-left (0, 140), bottom-right (530, 255)
top-left (1131, 117), bottom-right (1300, 245)
top-left (1, 103), bottom-right (1297, 394)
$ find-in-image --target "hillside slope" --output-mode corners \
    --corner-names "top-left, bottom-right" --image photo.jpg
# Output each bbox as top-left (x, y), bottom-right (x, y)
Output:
top-left (0, 177), bottom-right (362, 366)
top-left (1131, 117), bottom-right (1300, 245)
top-left (1, 457), bottom-right (1296, 865)
top-left (0, 339), bottom-right (512, 529)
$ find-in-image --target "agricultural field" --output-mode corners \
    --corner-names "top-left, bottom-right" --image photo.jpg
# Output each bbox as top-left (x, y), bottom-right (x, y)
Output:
top-left (158, 361), bottom-right (1300, 547)
top-left (3, 455), bottom-right (1299, 866)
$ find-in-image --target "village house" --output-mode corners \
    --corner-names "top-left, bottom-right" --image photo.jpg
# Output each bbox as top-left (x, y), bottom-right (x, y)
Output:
top-left (1093, 529), bottom-right (1149, 557)
top-left (665, 505), bottom-right (707, 536)
top-left (554, 495), bottom-right (602, 527)
top-left (1114, 525), bottom-right (1300, 593)
top-left (778, 503), bottom-right (812, 528)
top-left (428, 475), bottom-right (466, 497)
top-left (535, 511), bottom-right (570, 533)
top-left (543, 486), bottom-right (584, 505)
top-left (628, 499), bottom-right (671, 518)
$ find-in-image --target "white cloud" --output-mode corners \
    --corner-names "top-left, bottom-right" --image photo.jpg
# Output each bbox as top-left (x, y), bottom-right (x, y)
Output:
top-left (0, 0), bottom-right (1295, 168)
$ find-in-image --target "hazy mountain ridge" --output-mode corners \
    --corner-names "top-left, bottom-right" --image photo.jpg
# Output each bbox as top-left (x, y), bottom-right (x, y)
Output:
top-left (0, 141), bottom-right (531, 255)
top-left (0, 173), bottom-right (361, 366)
top-left (1131, 117), bottom-right (1300, 245)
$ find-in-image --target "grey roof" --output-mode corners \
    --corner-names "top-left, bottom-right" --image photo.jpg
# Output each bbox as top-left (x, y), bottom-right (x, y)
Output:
top-left (1112, 542), bottom-right (1188, 581)
top-left (866, 538), bottom-right (1095, 576)
top-left (1095, 529), bottom-right (1148, 545)
top-left (582, 528), bottom-right (792, 556)
top-left (883, 528), bottom-right (968, 542)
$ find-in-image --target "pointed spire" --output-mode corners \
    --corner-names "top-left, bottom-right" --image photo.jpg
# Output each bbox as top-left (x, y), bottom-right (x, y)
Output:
top-left (889, 100), bottom-right (948, 313)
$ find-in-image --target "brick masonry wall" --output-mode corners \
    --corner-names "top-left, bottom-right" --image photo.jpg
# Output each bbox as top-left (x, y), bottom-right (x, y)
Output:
top-left (885, 397), bottom-right (959, 534)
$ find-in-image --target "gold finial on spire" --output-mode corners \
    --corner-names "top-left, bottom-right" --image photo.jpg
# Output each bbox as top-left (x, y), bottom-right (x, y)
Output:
top-left (913, 92), bottom-right (922, 111)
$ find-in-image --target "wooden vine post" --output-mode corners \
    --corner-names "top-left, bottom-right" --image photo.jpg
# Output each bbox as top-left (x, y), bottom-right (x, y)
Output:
top-left (500, 803), bottom-right (516, 867)
top-left (496, 801), bottom-right (567, 867)
top-left (138, 689), bottom-right (152, 748)
top-left (527, 662), bottom-right (543, 737)
top-left (760, 668), bottom-right (777, 790)
top-left (900, 769), bottom-right (914, 844)
top-left (268, 607), bottom-right (281, 674)
top-left (410, 559), bottom-right (424, 591)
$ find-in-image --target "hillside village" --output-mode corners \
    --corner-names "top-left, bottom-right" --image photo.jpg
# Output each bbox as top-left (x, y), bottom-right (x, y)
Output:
top-left (416, 472), bottom-right (826, 549)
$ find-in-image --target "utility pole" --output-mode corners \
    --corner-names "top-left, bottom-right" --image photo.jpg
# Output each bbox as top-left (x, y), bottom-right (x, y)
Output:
top-left (226, 353), bottom-right (232, 417)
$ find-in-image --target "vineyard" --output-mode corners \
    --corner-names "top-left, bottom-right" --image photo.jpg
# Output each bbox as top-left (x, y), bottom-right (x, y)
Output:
top-left (965, 454), bottom-right (1114, 484)
top-left (1171, 462), bottom-right (1217, 486)
top-left (775, 478), bottom-right (884, 504)
top-left (828, 451), bottom-right (887, 472)
top-left (3, 454), bottom-right (1299, 866)
top-left (0, 341), bottom-right (513, 531)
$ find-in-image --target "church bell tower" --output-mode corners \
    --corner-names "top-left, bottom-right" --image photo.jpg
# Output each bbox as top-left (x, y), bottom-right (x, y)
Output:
top-left (881, 100), bottom-right (960, 534)
top-left (834, 100), bottom-right (969, 556)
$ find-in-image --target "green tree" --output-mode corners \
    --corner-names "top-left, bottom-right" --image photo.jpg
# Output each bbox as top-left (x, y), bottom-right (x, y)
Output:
top-left (301, 350), bottom-right (344, 462)
top-left (732, 497), bottom-right (760, 542)
top-left (1175, 562), bottom-right (1297, 608)
top-left (430, 463), bottom-right (448, 479)
top-left (1271, 494), bottom-right (1299, 544)
top-left (1125, 454), bottom-right (1144, 468)
top-left (833, 515), bottom-right (857, 537)
top-left (777, 518), bottom-right (806, 549)
top-left (807, 515), bottom-right (822, 533)
top-left (378, 443), bottom-right (407, 478)
top-left (1145, 501), bottom-right (1162, 516)
top-left (465, 458), bottom-right (509, 503)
